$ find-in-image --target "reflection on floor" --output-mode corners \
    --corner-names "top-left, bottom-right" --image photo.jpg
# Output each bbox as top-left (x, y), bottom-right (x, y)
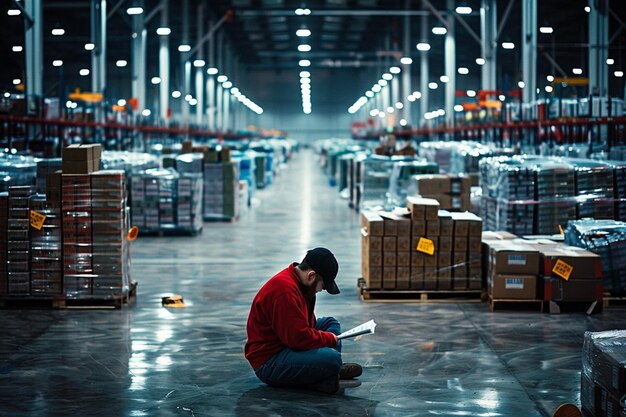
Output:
top-left (1, 149), bottom-right (624, 416)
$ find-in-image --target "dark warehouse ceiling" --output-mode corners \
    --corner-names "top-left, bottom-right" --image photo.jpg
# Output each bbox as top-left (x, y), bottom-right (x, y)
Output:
top-left (1, 0), bottom-right (625, 114)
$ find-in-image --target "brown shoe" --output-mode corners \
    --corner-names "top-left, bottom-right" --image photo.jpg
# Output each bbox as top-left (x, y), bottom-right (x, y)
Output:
top-left (313, 375), bottom-right (340, 394)
top-left (339, 363), bottom-right (363, 380)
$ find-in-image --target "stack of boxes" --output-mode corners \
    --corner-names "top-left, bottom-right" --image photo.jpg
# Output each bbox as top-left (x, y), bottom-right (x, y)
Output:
top-left (203, 148), bottom-right (240, 220)
top-left (541, 246), bottom-right (602, 304)
top-left (0, 193), bottom-right (7, 296)
top-left (581, 330), bottom-right (626, 417)
top-left (91, 171), bottom-right (129, 298)
top-left (410, 174), bottom-right (471, 211)
top-left (61, 144), bottom-right (101, 175)
top-left (30, 194), bottom-right (62, 296)
top-left (484, 238), bottom-right (541, 301)
top-left (7, 186), bottom-right (33, 295)
top-left (361, 196), bottom-right (482, 291)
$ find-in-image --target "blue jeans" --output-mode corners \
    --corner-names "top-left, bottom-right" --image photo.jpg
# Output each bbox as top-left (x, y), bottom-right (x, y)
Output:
top-left (255, 316), bottom-right (343, 387)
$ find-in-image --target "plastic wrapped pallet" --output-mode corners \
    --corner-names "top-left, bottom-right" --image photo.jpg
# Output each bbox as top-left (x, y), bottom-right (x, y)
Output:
top-left (0, 192), bottom-right (7, 296)
top-left (581, 330), bottom-right (626, 416)
top-left (36, 158), bottom-right (62, 193)
top-left (0, 154), bottom-right (37, 192)
top-left (565, 219), bottom-right (626, 296)
top-left (7, 186), bottom-right (34, 295)
top-left (30, 194), bottom-right (62, 296)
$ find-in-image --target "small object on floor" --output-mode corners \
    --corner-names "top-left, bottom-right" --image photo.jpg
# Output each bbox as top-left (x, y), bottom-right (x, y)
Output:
top-left (339, 363), bottom-right (363, 380)
top-left (162, 295), bottom-right (185, 308)
top-left (127, 225), bottom-right (139, 241)
top-left (552, 403), bottom-right (583, 417)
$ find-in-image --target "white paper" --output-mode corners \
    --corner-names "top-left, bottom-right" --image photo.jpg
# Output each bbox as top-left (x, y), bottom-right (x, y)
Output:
top-left (337, 319), bottom-right (377, 340)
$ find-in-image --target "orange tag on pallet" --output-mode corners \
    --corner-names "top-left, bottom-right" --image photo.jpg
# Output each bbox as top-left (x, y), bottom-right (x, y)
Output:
top-left (416, 237), bottom-right (435, 256)
top-left (552, 259), bottom-right (573, 281)
top-left (30, 210), bottom-right (46, 230)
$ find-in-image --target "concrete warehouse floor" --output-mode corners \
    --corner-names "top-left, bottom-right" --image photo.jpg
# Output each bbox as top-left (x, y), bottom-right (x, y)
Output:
top-left (0, 148), bottom-right (624, 416)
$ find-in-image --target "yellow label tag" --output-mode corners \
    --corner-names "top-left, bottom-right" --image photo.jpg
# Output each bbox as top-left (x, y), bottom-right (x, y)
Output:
top-left (416, 237), bottom-right (435, 256)
top-left (30, 210), bottom-right (46, 230)
top-left (552, 259), bottom-right (573, 281)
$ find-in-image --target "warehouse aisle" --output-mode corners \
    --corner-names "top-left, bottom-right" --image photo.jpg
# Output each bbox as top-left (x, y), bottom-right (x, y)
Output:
top-left (1, 148), bottom-right (625, 416)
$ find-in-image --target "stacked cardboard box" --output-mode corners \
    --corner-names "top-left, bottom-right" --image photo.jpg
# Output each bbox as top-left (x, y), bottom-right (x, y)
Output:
top-left (581, 330), bottom-right (626, 417)
top-left (449, 212), bottom-right (483, 290)
top-left (36, 158), bottom-right (62, 193)
top-left (177, 174), bottom-right (203, 230)
top-left (91, 171), bottom-right (129, 298)
top-left (62, 144), bottom-right (101, 175)
top-left (61, 174), bottom-right (94, 298)
top-left (409, 174), bottom-right (471, 211)
top-left (485, 239), bottom-right (541, 300)
top-left (0, 193), bottom-right (7, 296)
top-left (406, 198), bottom-right (443, 290)
top-left (203, 161), bottom-right (240, 220)
top-left (540, 245), bottom-right (603, 303)
top-left (7, 186), bottom-right (33, 295)
top-left (360, 211), bottom-right (383, 289)
top-left (30, 194), bottom-right (62, 296)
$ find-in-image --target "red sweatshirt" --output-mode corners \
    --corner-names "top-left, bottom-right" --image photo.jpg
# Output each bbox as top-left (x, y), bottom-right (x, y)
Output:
top-left (244, 263), bottom-right (338, 369)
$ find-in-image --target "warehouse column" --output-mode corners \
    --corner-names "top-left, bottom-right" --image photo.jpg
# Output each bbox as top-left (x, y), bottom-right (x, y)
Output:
top-left (91, 0), bottom-right (106, 132)
top-left (195, 1), bottom-right (205, 126)
top-left (131, 0), bottom-right (146, 114)
top-left (24, 0), bottom-right (43, 117)
top-left (159, 0), bottom-right (169, 122)
top-left (391, 75), bottom-right (400, 126)
top-left (522, 0), bottom-right (537, 104)
top-left (480, 0), bottom-right (497, 90)
top-left (402, 0), bottom-right (411, 125)
top-left (181, 0), bottom-right (190, 129)
top-left (420, 12), bottom-right (429, 125)
top-left (444, 0), bottom-right (455, 127)
top-left (206, 22), bottom-right (215, 130)
top-left (588, 0), bottom-right (609, 97)
top-left (216, 32), bottom-right (224, 132)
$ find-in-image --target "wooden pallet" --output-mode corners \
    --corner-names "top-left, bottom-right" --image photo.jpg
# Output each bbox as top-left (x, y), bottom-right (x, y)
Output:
top-left (602, 296), bottom-right (626, 309)
top-left (0, 281), bottom-right (137, 310)
top-left (545, 299), bottom-right (603, 315)
top-left (357, 278), bottom-right (483, 303)
top-left (140, 228), bottom-right (202, 237)
top-left (203, 215), bottom-right (238, 223)
top-left (489, 297), bottom-right (544, 313)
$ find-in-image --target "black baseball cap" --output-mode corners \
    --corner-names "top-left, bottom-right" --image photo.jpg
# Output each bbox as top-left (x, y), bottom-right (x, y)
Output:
top-left (303, 247), bottom-right (340, 295)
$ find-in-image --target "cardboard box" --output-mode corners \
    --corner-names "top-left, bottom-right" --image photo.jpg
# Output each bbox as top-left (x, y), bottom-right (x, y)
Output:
top-left (362, 229), bottom-right (382, 252)
top-left (411, 220), bottom-right (426, 237)
top-left (541, 246), bottom-right (602, 281)
top-left (454, 236), bottom-right (468, 252)
top-left (63, 144), bottom-right (92, 161)
top-left (438, 251), bottom-right (452, 268)
top-left (425, 194), bottom-right (470, 211)
top-left (83, 144), bottom-right (102, 160)
top-left (426, 220), bottom-right (440, 236)
top-left (383, 251), bottom-right (397, 266)
top-left (482, 231), bottom-right (518, 241)
top-left (593, 351), bottom-right (626, 414)
top-left (490, 243), bottom-right (541, 275)
top-left (412, 174), bottom-right (451, 195)
top-left (380, 212), bottom-right (411, 236)
top-left (543, 278), bottom-right (603, 302)
top-left (363, 265), bottom-right (382, 289)
top-left (383, 236), bottom-right (397, 252)
top-left (62, 159), bottom-right (96, 175)
top-left (411, 251), bottom-right (425, 268)
top-left (397, 236), bottom-right (411, 251)
top-left (379, 212), bottom-right (398, 236)
top-left (468, 235), bottom-right (482, 253)
top-left (439, 236), bottom-right (453, 252)
top-left (361, 211), bottom-right (384, 236)
top-left (182, 140), bottom-right (193, 154)
top-left (490, 274), bottom-right (537, 299)
top-left (424, 267), bottom-right (437, 289)
top-left (397, 251), bottom-right (411, 267)
top-left (439, 210), bottom-right (453, 236)
top-left (396, 267), bottom-right (410, 289)
top-left (424, 253), bottom-right (437, 267)
top-left (580, 372), bottom-right (601, 417)
top-left (407, 196), bottom-right (440, 221)
top-left (410, 266), bottom-right (424, 289)
top-left (383, 267), bottom-right (396, 289)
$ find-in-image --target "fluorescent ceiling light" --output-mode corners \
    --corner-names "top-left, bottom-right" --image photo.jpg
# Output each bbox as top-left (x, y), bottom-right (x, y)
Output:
top-left (456, 6), bottom-right (472, 14)
top-left (172, 91), bottom-right (181, 98)
top-left (79, 69), bottom-right (90, 76)
top-left (299, 59), bottom-right (311, 67)
top-left (193, 59), bottom-right (205, 67)
top-left (12, 46), bottom-right (22, 52)
top-left (372, 84), bottom-right (381, 93)
top-left (615, 71), bottom-right (624, 78)
top-left (51, 29), bottom-right (65, 36)
top-left (126, 7), bottom-right (143, 15)
top-left (476, 58), bottom-right (485, 65)
top-left (518, 81), bottom-right (526, 88)
top-left (185, 94), bottom-right (192, 101)
top-left (142, 109), bottom-right (151, 116)
top-left (539, 27), bottom-right (553, 34)
top-left (545, 85), bottom-right (553, 93)
top-left (157, 27), bottom-right (171, 36)
top-left (389, 66), bottom-right (401, 74)
top-left (502, 42), bottom-right (515, 49)
top-left (400, 119), bottom-right (408, 126)
top-left (378, 79), bottom-right (388, 87)
top-left (178, 44), bottom-right (191, 52)
top-left (400, 57), bottom-right (413, 65)
top-left (428, 82), bottom-right (438, 89)
top-left (7, 9), bottom-right (21, 16)
top-left (584, 6), bottom-right (591, 12)
top-left (408, 95), bottom-right (416, 102)
top-left (116, 60), bottom-right (128, 67)
top-left (298, 44), bottom-right (311, 52)
top-left (296, 29), bottom-right (311, 37)
top-left (207, 67), bottom-right (219, 75)
top-left (432, 27), bottom-right (447, 35)
top-left (387, 107), bottom-right (394, 113)
top-left (458, 67), bottom-right (469, 75)
top-left (606, 58), bottom-right (614, 65)
top-left (84, 43), bottom-right (95, 51)
top-left (217, 75), bottom-right (228, 82)
top-left (52, 60), bottom-right (63, 67)
top-left (231, 88), bottom-right (240, 95)
top-left (370, 109), bottom-right (379, 117)
top-left (223, 81), bottom-right (232, 88)
top-left (117, 99), bottom-right (126, 106)
top-left (416, 42), bottom-right (431, 52)
top-left (467, 90), bottom-right (476, 97)
top-left (454, 104), bottom-right (464, 112)
top-left (151, 77), bottom-right (161, 84)
top-left (572, 68), bottom-right (583, 75)
top-left (395, 102), bottom-right (403, 109)
top-left (365, 91), bottom-right (374, 98)
top-left (300, 71), bottom-right (311, 78)
top-left (382, 73), bottom-right (393, 81)
top-left (440, 75), bottom-right (449, 83)
top-left (547, 75), bottom-right (554, 82)
top-left (300, 78), bottom-right (311, 84)
top-left (3, 92), bottom-right (10, 98)
top-left (413, 91), bottom-right (422, 99)
top-left (12, 79), bottom-right (21, 85)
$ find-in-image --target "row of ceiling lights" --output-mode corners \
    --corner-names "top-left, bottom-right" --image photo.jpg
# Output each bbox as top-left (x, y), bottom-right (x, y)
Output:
top-left (5, 6), bottom-right (263, 116)
top-left (296, 20), bottom-right (312, 113)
